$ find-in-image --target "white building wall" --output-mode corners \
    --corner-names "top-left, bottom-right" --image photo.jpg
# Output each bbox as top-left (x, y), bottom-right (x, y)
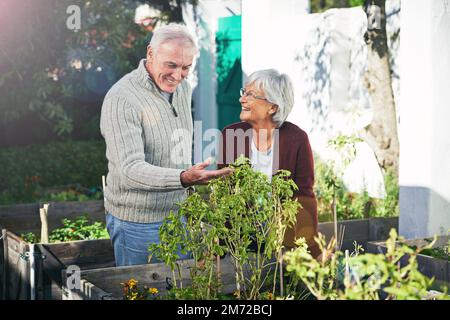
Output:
top-left (399, 0), bottom-right (450, 238)
top-left (242, 0), bottom-right (403, 198)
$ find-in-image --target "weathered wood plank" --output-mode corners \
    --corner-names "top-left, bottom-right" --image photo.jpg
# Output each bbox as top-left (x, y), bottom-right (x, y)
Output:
top-left (44, 201), bottom-right (105, 230)
top-left (368, 217), bottom-right (398, 241)
top-left (67, 255), bottom-right (241, 300)
top-left (416, 254), bottom-right (448, 285)
top-left (43, 239), bottom-right (115, 271)
top-left (367, 235), bottom-right (450, 286)
top-left (318, 219), bottom-right (369, 251)
top-left (0, 227), bottom-right (6, 300)
top-left (3, 226), bottom-right (114, 299)
top-left (0, 200), bottom-right (105, 234)
top-left (0, 203), bottom-right (40, 218)
top-left (45, 239), bottom-right (112, 261)
top-left (37, 244), bottom-right (66, 286)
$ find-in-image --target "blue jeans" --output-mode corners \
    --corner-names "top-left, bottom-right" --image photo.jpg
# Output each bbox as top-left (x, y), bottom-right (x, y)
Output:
top-left (106, 213), bottom-right (190, 267)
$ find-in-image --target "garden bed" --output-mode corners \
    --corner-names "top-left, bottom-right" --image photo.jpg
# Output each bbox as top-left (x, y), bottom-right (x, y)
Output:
top-left (0, 200), bottom-right (114, 300)
top-left (317, 216), bottom-right (398, 251)
top-left (367, 235), bottom-right (450, 287)
top-left (63, 255), bottom-right (241, 300)
top-left (0, 199), bottom-right (399, 300)
top-left (64, 217), bottom-right (399, 300)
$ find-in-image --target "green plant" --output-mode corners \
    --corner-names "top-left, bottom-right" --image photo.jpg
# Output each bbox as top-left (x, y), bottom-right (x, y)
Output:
top-left (371, 168), bottom-right (399, 217)
top-left (314, 151), bottom-right (399, 221)
top-left (21, 215), bottom-right (109, 243)
top-left (315, 134), bottom-right (364, 233)
top-left (410, 235), bottom-right (450, 262)
top-left (418, 247), bottom-right (450, 262)
top-left (0, 140), bottom-right (107, 205)
top-left (284, 229), bottom-right (449, 300)
top-left (43, 188), bottom-right (103, 202)
top-left (49, 215), bottom-right (109, 242)
top-left (0, 0), bottom-right (196, 143)
top-left (310, 0), bottom-right (365, 13)
top-left (20, 232), bottom-right (40, 244)
top-left (149, 156), bottom-right (300, 300)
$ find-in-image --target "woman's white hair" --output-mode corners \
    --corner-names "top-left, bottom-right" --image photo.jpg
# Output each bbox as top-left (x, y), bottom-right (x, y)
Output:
top-left (246, 69), bottom-right (295, 127)
top-left (149, 23), bottom-right (198, 53)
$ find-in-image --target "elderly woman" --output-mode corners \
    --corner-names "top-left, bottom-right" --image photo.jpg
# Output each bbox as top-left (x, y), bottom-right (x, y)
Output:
top-left (218, 69), bottom-right (320, 258)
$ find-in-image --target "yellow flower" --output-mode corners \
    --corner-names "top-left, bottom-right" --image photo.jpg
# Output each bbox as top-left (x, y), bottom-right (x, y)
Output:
top-left (127, 279), bottom-right (138, 288)
top-left (233, 290), bottom-right (240, 298)
top-left (266, 292), bottom-right (274, 300)
top-left (149, 287), bottom-right (159, 295)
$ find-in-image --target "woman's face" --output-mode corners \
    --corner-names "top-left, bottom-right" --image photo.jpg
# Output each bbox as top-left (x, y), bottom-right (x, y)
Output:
top-left (239, 83), bottom-right (277, 127)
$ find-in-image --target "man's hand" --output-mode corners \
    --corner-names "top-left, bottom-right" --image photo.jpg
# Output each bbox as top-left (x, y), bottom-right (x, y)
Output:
top-left (180, 158), bottom-right (233, 187)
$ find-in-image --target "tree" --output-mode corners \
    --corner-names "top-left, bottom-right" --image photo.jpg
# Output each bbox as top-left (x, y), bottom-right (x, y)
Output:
top-left (0, 0), bottom-right (195, 146)
top-left (310, 0), bottom-right (399, 177)
top-left (361, 0), bottom-right (399, 177)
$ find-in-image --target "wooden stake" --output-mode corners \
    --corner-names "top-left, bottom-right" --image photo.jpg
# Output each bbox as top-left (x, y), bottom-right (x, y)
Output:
top-left (40, 203), bottom-right (49, 243)
top-left (216, 238), bottom-right (221, 293)
top-left (102, 175), bottom-right (106, 192)
top-left (102, 175), bottom-right (106, 214)
top-left (279, 250), bottom-right (284, 298)
top-left (338, 225), bottom-right (346, 251)
top-left (332, 189), bottom-right (338, 252)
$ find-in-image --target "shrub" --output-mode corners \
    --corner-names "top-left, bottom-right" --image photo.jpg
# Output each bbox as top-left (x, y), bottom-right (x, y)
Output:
top-left (314, 155), bottom-right (399, 221)
top-left (284, 229), bottom-right (449, 300)
top-left (149, 156), bottom-right (299, 300)
top-left (0, 140), bottom-right (107, 204)
top-left (21, 214), bottom-right (109, 243)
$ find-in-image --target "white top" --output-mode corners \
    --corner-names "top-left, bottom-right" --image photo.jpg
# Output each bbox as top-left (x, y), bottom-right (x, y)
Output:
top-left (251, 139), bottom-right (274, 182)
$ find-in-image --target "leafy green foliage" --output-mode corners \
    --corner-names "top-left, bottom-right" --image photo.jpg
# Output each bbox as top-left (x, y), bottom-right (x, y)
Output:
top-left (48, 215), bottom-right (109, 242)
top-left (410, 236), bottom-right (450, 262)
top-left (43, 188), bottom-right (103, 202)
top-left (0, 140), bottom-right (106, 204)
top-left (284, 229), bottom-right (449, 300)
top-left (314, 135), bottom-right (399, 221)
top-left (370, 167), bottom-right (399, 218)
top-left (310, 0), bottom-right (365, 13)
top-left (20, 215), bottom-right (109, 243)
top-left (21, 232), bottom-right (40, 244)
top-left (0, 0), bottom-right (193, 142)
top-left (418, 247), bottom-right (450, 262)
top-left (149, 156), bottom-right (300, 300)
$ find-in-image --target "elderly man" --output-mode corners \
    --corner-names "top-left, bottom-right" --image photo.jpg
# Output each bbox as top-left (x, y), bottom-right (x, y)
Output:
top-left (100, 24), bottom-right (232, 266)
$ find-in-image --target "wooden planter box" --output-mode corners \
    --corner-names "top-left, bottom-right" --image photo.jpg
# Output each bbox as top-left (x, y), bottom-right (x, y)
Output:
top-left (63, 217), bottom-right (399, 300)
top-left (318, 216), bottom-right (398, 251)
top-left (367, 235), bottom-right (450, 287)
top-left (63, 255), bottom-right (241, 300)
top-left (0, 200), bottom-right (114, 300)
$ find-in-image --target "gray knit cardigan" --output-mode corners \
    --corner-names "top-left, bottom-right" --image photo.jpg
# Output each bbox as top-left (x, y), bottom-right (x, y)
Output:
top-left (100, 59), bottom-right (193, 223)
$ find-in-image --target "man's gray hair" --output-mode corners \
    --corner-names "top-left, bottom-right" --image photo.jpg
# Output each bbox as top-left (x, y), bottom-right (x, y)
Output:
top-left (246, 69), bottom-right (295, 127)
top-left (149, 23), bottom-right (198, 53)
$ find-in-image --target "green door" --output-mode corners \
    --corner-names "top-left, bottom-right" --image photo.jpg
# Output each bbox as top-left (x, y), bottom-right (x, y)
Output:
top-left (216, 15), bottom-right (242, 130)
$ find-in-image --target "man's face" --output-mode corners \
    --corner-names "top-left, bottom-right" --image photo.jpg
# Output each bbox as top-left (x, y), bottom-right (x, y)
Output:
top-left (146, 40), bottom-right (195, 93)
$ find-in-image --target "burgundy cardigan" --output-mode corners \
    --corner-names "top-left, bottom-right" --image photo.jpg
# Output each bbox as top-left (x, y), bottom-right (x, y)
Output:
top-left (218, 121), bottom-right (320, 257)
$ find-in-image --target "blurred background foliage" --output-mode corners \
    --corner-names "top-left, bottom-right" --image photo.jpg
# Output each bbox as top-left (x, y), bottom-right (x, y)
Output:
top-left (0, 0), bottom-right (194, 204)
top-left (310, 0), bottom-right (365, 13)
top-left (0, 140), bottom-right (107, 204)
top-left (0, 0), bottom-right (193, 146)
top-left (314, 154), bottom-right (399, 221)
